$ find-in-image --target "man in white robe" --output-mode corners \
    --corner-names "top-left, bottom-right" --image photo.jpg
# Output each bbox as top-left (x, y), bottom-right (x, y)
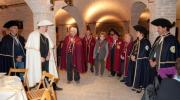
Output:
top-left (25, 20), bottom-right (62, 90)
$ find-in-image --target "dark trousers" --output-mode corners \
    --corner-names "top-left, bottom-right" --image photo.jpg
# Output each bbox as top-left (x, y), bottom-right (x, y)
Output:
top-left (41, 60), bottom-right (57, 88)
top-left (125, 61), bottom-right (135, 86)
top-left (110, 66), bottom-right (116, 76)
top-left (67, 53), bottom-right (80, 81)
top-left (42, 61), bottom-right (49, 82)
top-left (94, 55), bottom-right (105, 75)
top-left (121, 60), bottom-right (125, 76)
top-left (15, 61), bottom-right (25, 80)
top-left (110, 48), bottom-right (116, 76)
top-left (42, 61), bottom-right (49, 72)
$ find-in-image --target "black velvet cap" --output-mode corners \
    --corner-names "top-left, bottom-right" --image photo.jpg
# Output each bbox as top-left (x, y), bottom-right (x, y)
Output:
top-left (133, 25), bottom-right (148, 36)
top-left (3, 20), bottom-right (19, 28)
top-left (151, 18), bottom-right (175, 28)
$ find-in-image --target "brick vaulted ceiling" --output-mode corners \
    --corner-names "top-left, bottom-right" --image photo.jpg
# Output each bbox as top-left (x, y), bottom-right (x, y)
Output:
top-left (55, 0), bottom-right (132, 26)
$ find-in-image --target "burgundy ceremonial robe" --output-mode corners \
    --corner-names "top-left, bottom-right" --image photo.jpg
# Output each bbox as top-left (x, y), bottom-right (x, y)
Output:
top-left (60, 35), bottom-right (85, 73)
top-left (122, 41), bottom-right (133, 76)
top-left (106, 36), bottom-right (114, 71)
top-left (82, 36), bottom-right (96, 71)
top-left (112, 39), bottom-right (125, 74)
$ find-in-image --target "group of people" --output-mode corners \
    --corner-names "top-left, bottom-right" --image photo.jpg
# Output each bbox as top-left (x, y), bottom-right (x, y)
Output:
top-left (59, 26), bottom-right (125, 83)
top-left (59, 18), bottom-right (180, 95)
top-left (0, 20), bottom-right (62, 90)
top-left (59, 24), bottom-right (150, 91)
top-left (0, 17), bottom-right (180, 97)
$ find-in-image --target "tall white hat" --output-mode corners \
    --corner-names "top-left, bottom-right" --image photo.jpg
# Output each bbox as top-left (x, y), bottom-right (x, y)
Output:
top-left (37, 20), bottom-right (53, 27)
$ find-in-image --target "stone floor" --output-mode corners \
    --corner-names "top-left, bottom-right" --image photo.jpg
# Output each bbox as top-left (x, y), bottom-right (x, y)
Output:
top-left (56, 70), bottom-right (143, 100)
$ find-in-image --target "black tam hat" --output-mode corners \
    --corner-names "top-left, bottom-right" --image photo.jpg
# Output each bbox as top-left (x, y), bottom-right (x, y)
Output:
top-left (109, 28), bottom-right (120, 36)
top-left (3, 20), bottom-right (19, 29)
top-left (133, 25), bottom-right (148, 36)
top-left (151, 18), bottom-right (175, 28)
top-left (114, 31), bottom-right (120, 37)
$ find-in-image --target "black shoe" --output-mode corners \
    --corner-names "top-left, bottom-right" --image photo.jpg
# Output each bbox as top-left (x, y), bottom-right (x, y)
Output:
top-left (131, 88), bottom-right (136, 91)
top-left (90, 67), bottom-right (94, 73)
top-left (120, 79), bottom-right (125, 82)
top-left (54, 86), bottom-right (63, 91)
top-left (125, 82), bottom-right (132, 87)
top-left (53, 83), bottom-right (63, 91)
top-left (136, 88), bottom-right (142, 93)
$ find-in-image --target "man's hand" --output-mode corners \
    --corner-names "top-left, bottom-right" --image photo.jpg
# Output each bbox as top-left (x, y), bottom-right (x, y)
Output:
top-left (41, 57), bottom-right (46, 62)
top-left (70, 38), bottom-right (75, 43)
top-left (16, 56), bottom-right (23, 62)
top-left (149, 60), bottom-right (157, 68)
top-left (121, 55), bottom-right (125, 60)
top-left (131, 55), bottom-right (136, 61)
top-left (104, 58), bottom-right (107, 62)
top-left (46, 52), bottom-right (50, 61)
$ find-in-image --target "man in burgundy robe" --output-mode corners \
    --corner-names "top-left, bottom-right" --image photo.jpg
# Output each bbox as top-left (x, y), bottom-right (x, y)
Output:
top-left (120, 34), bottom-right (133, 82)
top-left (82, 29), bottom-right (96, 73)
top-left (106, 29), bottom-right (115, 72)
top-left (111, 33), bottom-right (125, 76)
top-left (106, 29), bottom-right (125, 77)
top-left (60, 26), bottom-right (85, 83)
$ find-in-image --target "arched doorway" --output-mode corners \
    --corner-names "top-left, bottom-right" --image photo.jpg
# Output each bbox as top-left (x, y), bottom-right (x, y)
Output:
top-left (96, 22), bottom-right (123, 35)
top-left (95, 18), bottom-right (124, 36)
top-left (138, 8), bottom-right (150, 38)
top-left (83, 0), bottom-right (129, 36)
top-left (55, 8), bottom-right (77, 42)
top-left (55, 0), bottom-right (86, 39)
top-left (55, 0), bottom-right (130, 40)
top-left (131, 1), bottom-right (149, 39)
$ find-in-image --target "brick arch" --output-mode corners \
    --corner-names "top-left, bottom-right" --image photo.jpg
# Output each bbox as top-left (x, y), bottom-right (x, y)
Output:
top-left (95, 22), bottom-right (124, 36)
top-left (62, 6), bottom-right (86, 37)
top-left (55, 6), bottom-right (86, 38)
top-left (131, 1), bottom-right (147, 26)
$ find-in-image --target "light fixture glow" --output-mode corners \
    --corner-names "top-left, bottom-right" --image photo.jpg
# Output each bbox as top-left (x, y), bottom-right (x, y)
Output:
top-left (139, 8), bottom-right (150, 20)
top-left (66, 18), bottom-right (76, 25)
top-left (96, 15), bottom-right (122, 27)
top-left (84, 1), bottom-right (127, 22)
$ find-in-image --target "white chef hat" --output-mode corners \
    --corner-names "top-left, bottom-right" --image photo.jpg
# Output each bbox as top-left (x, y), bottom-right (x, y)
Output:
top-left (37, 20), bottom-right (53, 27)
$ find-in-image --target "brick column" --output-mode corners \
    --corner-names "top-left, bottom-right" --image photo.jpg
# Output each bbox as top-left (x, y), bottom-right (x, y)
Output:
top-left (24, 0), bottom-right (56, 44)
